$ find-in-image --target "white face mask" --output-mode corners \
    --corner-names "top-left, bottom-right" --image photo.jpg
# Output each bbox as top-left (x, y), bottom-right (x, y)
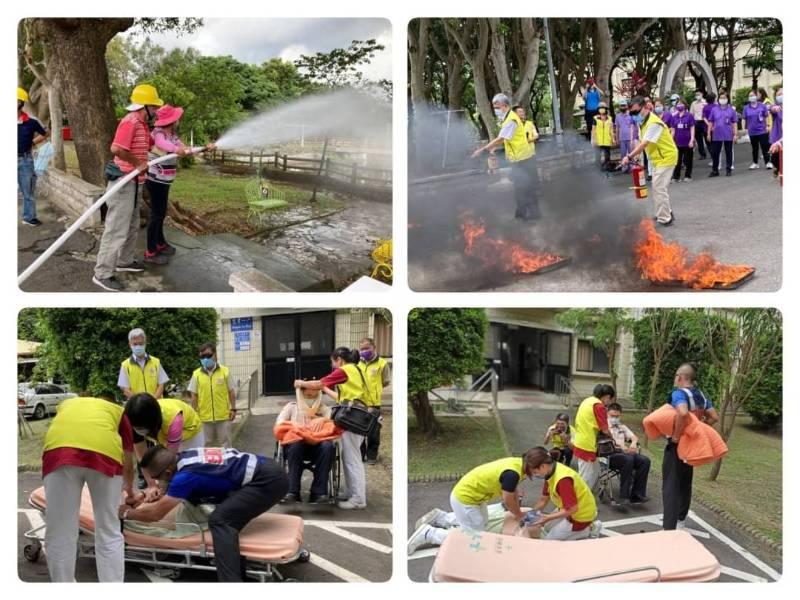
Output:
top-left (720, 99), bottom-right (729, 106)
top-left (608, 417), bottom-right (621, 426)
top-left (749, 96), bottom-right (757, 103)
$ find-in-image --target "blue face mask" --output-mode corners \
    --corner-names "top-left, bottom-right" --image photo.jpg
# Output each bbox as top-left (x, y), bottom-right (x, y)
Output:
top-left (631, 113), bottom-right (643, 124)
top-left (654, 106), bottom-right (664, 115)
top-left (200, 357), bottom-right (216, 370)
top-left (776, 95), bottom-right (783, 105)
top-left (131, 345), bottom-right (146, 357)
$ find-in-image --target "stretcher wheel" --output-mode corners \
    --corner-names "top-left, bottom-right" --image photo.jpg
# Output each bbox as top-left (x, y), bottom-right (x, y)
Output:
top-left (297, 548), bottom-right (311, 563)
top-left (23, 542), bottom-right (41, 562)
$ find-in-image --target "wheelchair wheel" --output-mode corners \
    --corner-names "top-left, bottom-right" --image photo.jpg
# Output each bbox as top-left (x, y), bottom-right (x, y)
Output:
top-left (329, 443), bottom-right (342, 501)
top-left (297, 548), bottom-right (311, 563)
top-left (23, 542), bottom-right (41, 562)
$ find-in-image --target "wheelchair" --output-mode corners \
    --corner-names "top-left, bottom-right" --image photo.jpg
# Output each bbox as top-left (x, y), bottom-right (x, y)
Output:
top-left (274, 438), bottom-right (342, 504)
top-left (596, 439), bottom-right (642, 506)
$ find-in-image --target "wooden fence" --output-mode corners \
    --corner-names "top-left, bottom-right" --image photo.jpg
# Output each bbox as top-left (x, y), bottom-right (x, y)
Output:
top-left (210, 150), bottom-right (392, 187)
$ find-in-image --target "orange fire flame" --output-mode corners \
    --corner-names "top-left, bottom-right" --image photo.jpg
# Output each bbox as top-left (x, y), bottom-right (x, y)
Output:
top-left (634, 219), bottom-right (754, 289)
top-left (461, 218), bottom-right (565, 274)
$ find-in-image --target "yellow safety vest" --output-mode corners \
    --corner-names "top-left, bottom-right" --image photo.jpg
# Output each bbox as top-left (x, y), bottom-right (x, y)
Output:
top-left (574, 396), bottom-right (602, 454)
top-left (640, 113), bottom-right (678, 168)
top-left (500, 110), bottom-right (534, 163)
top-left (122, 355), bottom-right (162, 395)
top-left (358, 357), bottom-right (387, 407)
top-left (551, 425), bottom-right (577, 449)
top-left (192, 365), bottom-right (231, 423)
top-left (43, 397), bottom-right (125, 465)
top-left (150, 398), bottom-right (202, 446)
top-left (593, 115), bottom-right (614, 146)
top-left (523, 120), bottom-right (538, 155)
top-left (547, 462), bottom-right (597, 523)
top-left (452, 457), bottom-right (525, 506)
top-left (337, 363), bottom-right (369, 404)
top-left (764, 97), bottom-right (773, 131)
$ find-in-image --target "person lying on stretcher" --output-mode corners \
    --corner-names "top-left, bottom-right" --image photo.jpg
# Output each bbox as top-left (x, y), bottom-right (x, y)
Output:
top-left (117, 445), bottom-right (288, 582)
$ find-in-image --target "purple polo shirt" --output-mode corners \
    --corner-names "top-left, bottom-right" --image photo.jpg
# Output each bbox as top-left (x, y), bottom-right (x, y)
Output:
top-left (671, 112), bottom-right (695, 147)
top-left (614, 112), bottom-right (639, 142)
top-left (657, 110), bottom-right (672, 127)
top-left (702, 103), bottom-right (716, 122)
top-left (709, 105), bottom-right (738, 141)
top-left (742, 102), bottom-right (769, 136)
top-left (770, 106), bottom-right (783, 144)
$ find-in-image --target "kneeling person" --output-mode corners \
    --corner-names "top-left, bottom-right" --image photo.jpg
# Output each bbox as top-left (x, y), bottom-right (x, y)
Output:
top-left (120, 445), bottom-right (288, 582)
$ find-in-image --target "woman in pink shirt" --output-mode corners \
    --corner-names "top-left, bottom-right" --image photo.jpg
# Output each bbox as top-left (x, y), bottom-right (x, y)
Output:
top-left (144, 105), bottom-right (214, 264)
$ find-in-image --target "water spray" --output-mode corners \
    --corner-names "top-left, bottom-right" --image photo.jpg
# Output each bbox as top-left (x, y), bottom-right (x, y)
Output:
top-left (17, 148), bottom-right (205, 286)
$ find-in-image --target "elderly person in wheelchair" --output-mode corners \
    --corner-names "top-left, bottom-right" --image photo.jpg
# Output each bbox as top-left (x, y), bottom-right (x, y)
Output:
top-left (600, 403), bottom-right (651, 506)
top-left (274, 387), bottom-right (339, 505)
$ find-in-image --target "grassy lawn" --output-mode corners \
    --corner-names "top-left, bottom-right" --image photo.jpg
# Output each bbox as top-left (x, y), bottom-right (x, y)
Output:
top-left (629, 414), bottom-right (782, 544)
top-left (18, 417), bottom-right (51, 469)
top-left (408, 416), bottom-right (507, 479)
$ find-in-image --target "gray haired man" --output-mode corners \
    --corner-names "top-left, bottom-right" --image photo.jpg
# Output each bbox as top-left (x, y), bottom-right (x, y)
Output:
top-left (118, 328), bottom-right (169, 398)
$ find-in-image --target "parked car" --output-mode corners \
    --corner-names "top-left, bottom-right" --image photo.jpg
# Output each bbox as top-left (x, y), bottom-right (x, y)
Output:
top-left (18, 382), bottom-right (76, 420)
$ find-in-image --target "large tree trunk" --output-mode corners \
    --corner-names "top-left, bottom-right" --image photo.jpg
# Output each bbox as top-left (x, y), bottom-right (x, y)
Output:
top-left (408, 19), bottom-right (430, 114)
top-left (48, 76), bottom-right (66, 171)
top-left (37, 18), bottom-right (133, 186)
top-left (411, 390), bottom-right (442, 436)
top-left (446, 19), bottom-right (493, 136)
top-left (594, 19), bottom-right (614, 100)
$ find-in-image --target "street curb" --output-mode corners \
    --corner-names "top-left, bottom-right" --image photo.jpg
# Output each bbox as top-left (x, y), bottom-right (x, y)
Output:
top-left (491, 406), bottom-right (513, 455)
top-left (408, 473), bottom-right (464, 484)
top-left (229, 410), bottom-right (252, 445)
top-left (18, 464), bottom-right (41, 473)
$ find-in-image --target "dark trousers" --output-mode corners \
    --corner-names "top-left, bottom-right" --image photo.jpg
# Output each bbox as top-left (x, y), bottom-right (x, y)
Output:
top-left (510, 158), bottom-right (541, 220)
top-left (673, 147), bottom-right (693, 180)
top-left (597, 146), bottom-right (611, 170)
top-left (361, 409), bottom-right (382, 461)
top-left (285, 440), bottom-right (334, 496)
top-left (750, 132), bottom-right (770, 165)
top-left (144, 179), bottom-right (170, 253)
top-left (207, 460), bottom-right (288, 582)
top-left (662, 442), bottom-right (693, 530)
top-left (584, 109), bottom-right (598, 139)
top-left (694, 122), bottom-right (708, 158)
top-left (556, 446), bottom-right (573, 467)
top-left (710, 140), bottom-right (733, 173)
top-left (609, 451), bottom-right (651, 500)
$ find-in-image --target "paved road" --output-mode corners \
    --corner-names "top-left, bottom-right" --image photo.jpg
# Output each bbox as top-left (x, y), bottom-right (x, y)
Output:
top-left (18, 408), bottom-right (392, 583)
top-left (409, 140), bottom-right (781, 292)
top-left (407, 401), bottom-right (782, 582)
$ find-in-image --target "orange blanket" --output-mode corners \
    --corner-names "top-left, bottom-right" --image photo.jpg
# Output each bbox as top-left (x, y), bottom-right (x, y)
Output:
top-left (274, 419), bottom-right (342, 446)
top-left (642, 404), bottom-right (728, 466)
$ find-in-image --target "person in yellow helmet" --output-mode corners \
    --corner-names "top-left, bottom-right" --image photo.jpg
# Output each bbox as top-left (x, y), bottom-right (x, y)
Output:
top-left (358, 337), bottom-right (390, 464)
top-left (527, 446), bottom-right (601, 540)
top-left (407, 449), bottom-right (539, 554)
top-left (41, 396), bottom-right (139, 581)
top-left (592, 101), bottom-right (616, 171)
top-left (296, 346), bottom-right (371, 510)
top-left (18, 87), bottom-right (49, 227)
top-left (93, 83), bottom-right (163, 292)
top-left (471, 93), bottom-right (541, 221)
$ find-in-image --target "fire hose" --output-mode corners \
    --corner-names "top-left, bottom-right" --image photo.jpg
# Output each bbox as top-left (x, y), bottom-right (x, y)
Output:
top-left (17, 147), bottom-right (206, 286)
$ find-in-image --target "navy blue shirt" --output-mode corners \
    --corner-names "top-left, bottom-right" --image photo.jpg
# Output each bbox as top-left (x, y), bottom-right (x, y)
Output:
top-left (18, 112), bottom-right (46, 155)
top-left (167, 448), bottom-right (266, 503)
top-left (670, 387), bottom-right (713, 417)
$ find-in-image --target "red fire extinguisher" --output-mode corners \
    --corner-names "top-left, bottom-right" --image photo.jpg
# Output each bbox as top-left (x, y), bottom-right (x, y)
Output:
top-left (631, 162), bottom-right (648, 199)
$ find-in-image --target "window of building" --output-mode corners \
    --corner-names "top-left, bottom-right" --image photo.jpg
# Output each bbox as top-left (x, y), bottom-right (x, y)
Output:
top-left (373, 313), bottom-right (393, 357)
top-left (575, 340), bottom-right (610, 374)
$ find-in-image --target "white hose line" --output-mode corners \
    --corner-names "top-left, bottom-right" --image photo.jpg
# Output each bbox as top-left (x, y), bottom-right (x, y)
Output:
top-left (18, 148), bottom-right (205, 286)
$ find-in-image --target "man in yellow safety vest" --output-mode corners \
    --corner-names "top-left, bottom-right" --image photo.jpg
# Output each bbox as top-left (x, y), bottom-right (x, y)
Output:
top-left (188, 342), bottom-right (237, 447)
top-left (118, 327), bottom-right (169, 398)
top-left (471, 93), bottom-right (541, 221)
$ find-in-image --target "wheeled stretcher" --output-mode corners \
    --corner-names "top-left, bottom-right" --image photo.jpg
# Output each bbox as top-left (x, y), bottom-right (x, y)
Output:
top-left (24, 486), bottom-right (310, 582)
top-left (430, 528), bottom-right (720, 582)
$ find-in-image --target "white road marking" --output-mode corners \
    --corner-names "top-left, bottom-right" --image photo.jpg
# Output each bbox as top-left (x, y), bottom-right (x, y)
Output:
top-left (303, 519), bottom-right (392, 530)
top-left (308, 553), bottom-right (369, 582)
top-left (309, 523), bottom-right (392, 554)
top-left (720, 566), bottom-right (768, 583)
top-left (408, 547), bottom-right (440, 561)
top-left (688, 510), bottom-right (781, 581)
top-left (600, 513), bottom-right (710, 539)
top-left (19, 508), bottom-right (45, 532)
top-left (141, 569), bottom-right (175, 583)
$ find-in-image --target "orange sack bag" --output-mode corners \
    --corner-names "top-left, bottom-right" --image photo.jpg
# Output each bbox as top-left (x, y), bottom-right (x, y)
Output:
top-left (642, 404), bottom-right (728, 466)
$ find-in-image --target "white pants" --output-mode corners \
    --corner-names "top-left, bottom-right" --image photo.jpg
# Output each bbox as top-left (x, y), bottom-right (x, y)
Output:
top-left (543, 517), bottom-right (594, 541)
top-left (577, 458), bottom-right (600, 491)
top-left (203, 421), bottom-right (230, 447)
top-left (43, 466), bottom-right (124, 582)
top-left (180, 430), bottom-right (205, 450)
top-left (426, 493), bottom-right (488, 545)
top-left (651, 165), bottom-right (674, 223)
top-left (340, 431), bottom-right (367, 505)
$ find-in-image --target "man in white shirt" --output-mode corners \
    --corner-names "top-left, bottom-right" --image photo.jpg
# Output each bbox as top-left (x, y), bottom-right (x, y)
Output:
top-left (607, 403), bottom-right (650, 505)
top-left (690, 89), bottom-right (708, 159)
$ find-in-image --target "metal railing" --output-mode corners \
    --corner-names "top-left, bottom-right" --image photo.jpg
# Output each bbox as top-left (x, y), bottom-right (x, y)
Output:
top-left (555, 373), bottom-right (582, 409)
top-left (428, 367), bottom-right (499, 414)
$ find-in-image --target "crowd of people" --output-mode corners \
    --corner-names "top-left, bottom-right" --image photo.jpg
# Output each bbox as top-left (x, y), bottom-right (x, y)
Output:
top-left (37, 328), bottom-right (390, 582)
top-left (408, 364), bottom-right (719, 555)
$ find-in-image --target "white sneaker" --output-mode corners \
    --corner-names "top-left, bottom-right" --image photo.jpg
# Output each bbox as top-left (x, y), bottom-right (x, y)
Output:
top-left (749, 163), bottom-right (759, 170)
top-left (683, 177), bottom-right (692, 183)
top-left (407, 524), bottom-right (435, 555)
top-left (415, 507), bottom-right (449, 530)
top-left (766, 162), bottom-right (774, 169)
top-left (589, 519), bottom-right (603, 538)
top-left (708, 161), bottom-right (713, 167)
top-left (676, 519), bottom-right (687, 530)
top-left (337, 499), bottom-right (367, 510)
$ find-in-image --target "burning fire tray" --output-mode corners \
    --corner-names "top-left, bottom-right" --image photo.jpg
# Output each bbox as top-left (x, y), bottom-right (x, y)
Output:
top-left (522, 255), bottom-right (573, 276)
top-left (650, 267), bottom-right (755, 290)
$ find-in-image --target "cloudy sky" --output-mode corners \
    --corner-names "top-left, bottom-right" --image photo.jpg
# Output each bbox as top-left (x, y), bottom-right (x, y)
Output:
top-left (136, 18), bottom-right (392, 80)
